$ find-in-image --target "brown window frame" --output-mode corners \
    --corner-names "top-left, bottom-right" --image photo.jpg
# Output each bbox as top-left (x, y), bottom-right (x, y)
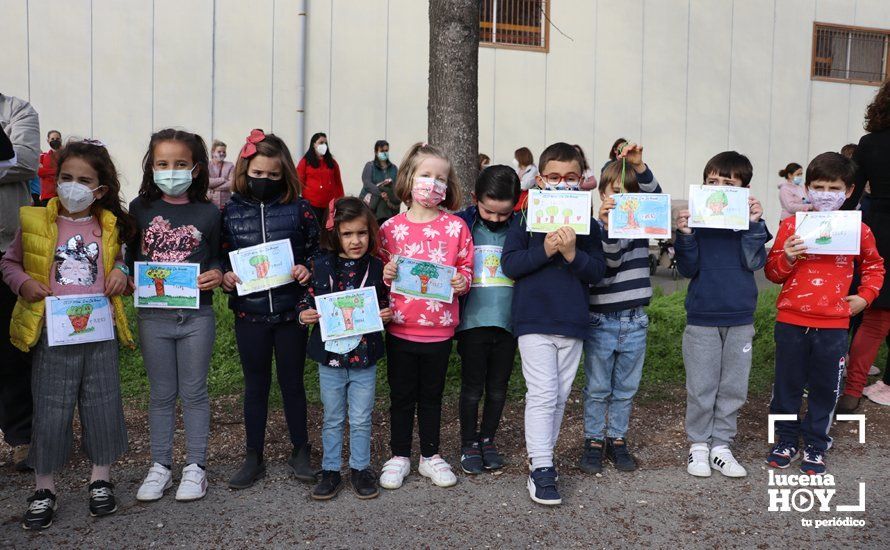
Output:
top-left (811, 22), bottom-right (890, 86)
top-left (479, 0), bottom-right (550, 53)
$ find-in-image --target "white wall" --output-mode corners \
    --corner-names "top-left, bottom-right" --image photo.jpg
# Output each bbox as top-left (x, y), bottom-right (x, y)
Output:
top-left (2, 0), bottom-right (889, 226)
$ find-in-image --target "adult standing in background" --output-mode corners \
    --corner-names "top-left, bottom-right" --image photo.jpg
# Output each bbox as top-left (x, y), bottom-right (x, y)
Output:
top-left (0, 92), bottom-right (39, 471)
top-left (360, 139), bottom-right (400, 226)
top-left (208, 140), bottom-right (234, 209)
top-left (37, 129), bottom-right (61, 203)
top-left (777, 162), bottom-right (810, 220)
top-left (297, 132), bottom-right (344, 223)
top-left (512, 147), bottom-right (537, 212)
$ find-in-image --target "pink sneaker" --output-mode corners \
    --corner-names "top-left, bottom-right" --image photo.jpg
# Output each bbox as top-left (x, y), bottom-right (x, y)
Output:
top-left (863, 380), bottom-right (886, 398)
top-left (866, 384), bottom-right (890, 406)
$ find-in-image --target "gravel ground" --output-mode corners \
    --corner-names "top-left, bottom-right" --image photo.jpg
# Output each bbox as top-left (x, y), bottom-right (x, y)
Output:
top-left (1, 391), bottom-right (887, 548)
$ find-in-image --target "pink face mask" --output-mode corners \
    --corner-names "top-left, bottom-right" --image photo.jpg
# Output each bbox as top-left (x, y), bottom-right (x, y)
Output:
top-left (412, 177), bottom-right (447, 208)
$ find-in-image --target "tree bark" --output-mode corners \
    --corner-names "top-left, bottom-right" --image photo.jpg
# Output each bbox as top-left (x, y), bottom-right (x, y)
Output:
top-left (429, 0), bottom-right (479, 207)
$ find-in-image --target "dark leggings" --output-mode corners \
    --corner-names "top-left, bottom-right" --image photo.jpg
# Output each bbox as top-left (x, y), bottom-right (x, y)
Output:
top-left (234, 319), bottom-right (309, 452)
top-left (386, 334), bottom-right (452, 458)
top-left (0, 274), bottom-right (32, 446)
top-left (456, 326), bottom-right (516, 443)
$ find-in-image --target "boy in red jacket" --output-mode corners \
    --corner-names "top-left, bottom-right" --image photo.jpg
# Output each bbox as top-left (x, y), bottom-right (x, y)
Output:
top-left (765, 152), bottom-right (884, 475)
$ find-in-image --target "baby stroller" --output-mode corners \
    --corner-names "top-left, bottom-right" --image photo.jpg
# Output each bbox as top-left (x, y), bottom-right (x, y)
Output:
top-left (647, 199), bottom-right (687, 279)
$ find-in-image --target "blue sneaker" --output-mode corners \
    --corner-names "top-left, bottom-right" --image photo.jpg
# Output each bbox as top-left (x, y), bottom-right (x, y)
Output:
top-left (766, 441), bottom-right (799, 469)
top-left (800, 447), bottom-right (827, 475)
top-left (527, 467), bottom-right (561, 505)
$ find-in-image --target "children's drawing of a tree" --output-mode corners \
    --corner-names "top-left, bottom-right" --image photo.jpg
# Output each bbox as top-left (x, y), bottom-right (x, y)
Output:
top-left (546, 205), bottom-right (559, 224)
top-left (817, 219), bottom-right (833, 244)
top-left (562, 208), bottom-right (573, 225)
top-left (66, 303), bottom-right (94, 333)
top-left (533, 198), bottom-right (542, 224)
top-left (145, 267), bottom-right (173, 297)
top-left (483, 254), bottom-right (500, 277)
top-left (411, 262), bottom-right (440, 294)
top-left (619, 197), bottom-right (641, 229)
top-left (333, 294), bottom-right (365, 331)
top-left (249, 255), bottom-right (271, 279)
top-left (706, 191), bottom-right (728, 215)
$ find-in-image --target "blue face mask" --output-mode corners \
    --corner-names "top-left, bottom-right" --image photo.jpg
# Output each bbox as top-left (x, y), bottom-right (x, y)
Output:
top-left (153, 167), bottom-right (196, 197)
top-left (377, 151), bottom-right (388, 162)
top-left (545, 182), bottom-right (580, 191)
top-left (792, 175), bottom-right (803, 185)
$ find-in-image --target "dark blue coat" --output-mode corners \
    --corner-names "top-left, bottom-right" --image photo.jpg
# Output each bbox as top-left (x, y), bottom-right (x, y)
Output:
top-left (221, 192), bottom-right (320, 316)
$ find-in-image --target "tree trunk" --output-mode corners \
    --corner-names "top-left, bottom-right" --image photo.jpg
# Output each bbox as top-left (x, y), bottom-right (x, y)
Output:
top-left (429, 0), bottom-right (479, 207)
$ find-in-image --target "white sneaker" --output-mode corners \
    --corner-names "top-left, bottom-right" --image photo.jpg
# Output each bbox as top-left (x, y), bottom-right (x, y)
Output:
top-left (868, 364), bottom-right (880, 376)
top-left (136, 463), bottom-right (173, 502)
top-left (863, 380), bottom-right (886, 398)
top-left (379, 456), bottom-right (411, 490)
top-left (710, 445), bottom-right (747, 478)
top-left (686, 443), bottom-right (711, 477)
top-left (418, 455), bottom-right (457, 488)
top-left (175, 464), bottom-right (208, 502)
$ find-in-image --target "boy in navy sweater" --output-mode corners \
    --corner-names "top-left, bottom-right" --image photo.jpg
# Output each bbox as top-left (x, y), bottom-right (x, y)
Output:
top-left (675, 151), bottom-right (771, 479)
top-left (502, 143), bottom-right (606, 506)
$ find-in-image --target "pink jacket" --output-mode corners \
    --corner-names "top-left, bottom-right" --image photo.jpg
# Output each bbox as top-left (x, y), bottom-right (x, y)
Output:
top-left (209, 160), bottom-right (234, 209)
top-left (778, 181), bottom-right (811, 220)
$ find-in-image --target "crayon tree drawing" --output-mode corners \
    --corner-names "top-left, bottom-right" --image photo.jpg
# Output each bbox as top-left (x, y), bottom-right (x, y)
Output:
top-left (483, 253), bottom-right (500, 277)
top-left (794, 211), bottom-right (861, 255)
top-left (135, 262), bottom-right (201, 309)
top-left (817, 219), bottom-right (833, 245)
top-left (45, 294), bottom-right (115, 347)
top-left (228, 239), bottom-right (296, 296)
top-left (706, 190), bottom-right (728, 215)
top-left (249, 255), bottom-right (271, 279)
top-left (66, 303), bottom-right (94, 334)
top-left (315, 287), bottom-right (384, 342)
top-left (411, 261), bottom-right (439, 294)
top-left (526, 190), bottom-right (591, 234)
top-left (608, 194), bottom-right (671, 239)
top-left (619, 197), bottom-right (641, 229)
top-left (145, 266), bottom-right (172, 297)
top-left (333, 293), bottom-right (365, 331)
top-left (391, 256), bottom-right (456, 303)
top-left (688, 185), bottom-right (748, 230)
top-left (471, 246), bottom-right (512, 287)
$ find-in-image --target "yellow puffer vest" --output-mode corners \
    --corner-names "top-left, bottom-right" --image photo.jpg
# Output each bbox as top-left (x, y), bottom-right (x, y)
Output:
top-left (9, 198), bottom-right (134, 351)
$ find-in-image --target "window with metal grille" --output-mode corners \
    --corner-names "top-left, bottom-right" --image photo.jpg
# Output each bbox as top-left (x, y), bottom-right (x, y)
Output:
top-left (479, 0), bottom-right (549, 52)
top-left (812, 22), bottom-right (889, 85)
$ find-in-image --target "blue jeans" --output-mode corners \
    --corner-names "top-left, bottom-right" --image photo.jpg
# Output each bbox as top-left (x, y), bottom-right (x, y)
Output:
top-left (582, 308), bottom-right (648, 440)
top-left (318, 365), bottom-right (377, 471)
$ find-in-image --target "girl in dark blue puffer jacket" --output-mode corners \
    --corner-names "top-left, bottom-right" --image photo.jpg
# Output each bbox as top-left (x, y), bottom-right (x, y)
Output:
top-left (220, 129), bottom-right (319, 489)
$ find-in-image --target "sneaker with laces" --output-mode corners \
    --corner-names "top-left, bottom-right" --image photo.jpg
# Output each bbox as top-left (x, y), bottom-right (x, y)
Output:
top-left (527, 467), bottom-right (561, 505)
top-left (311, 470), bottom-right (343, 500)
top-left (606, 438), bottom-right (638, 472)
top-left (686, 443), bottom-right (711, 477)
top-left (350, 468), bottom-right (379, 499)
top-left (460, 442), bottom-right (484, 474)
top-left (88, 480), bottom-right (118, 517)
top-left (480, 438), bottom-right (504, 470)
top-left (379, 456), bottom-right (411, 489)
top-left (800, 446), bottom-right (827, 475)
top-left (766, 441), bottom-right (800, 469)
top-left (418, 454), bottom-right (457, 487)
top-left (578, 438), bottom-right (604, 474)
top-left (136, 463), bottom-right (173, 502)
top-left (709, 445), bottom-right (747, 477)
top-left (21, 489), bottom-right (57, 530)
top-left (175, 464), bottom-right (208, 502)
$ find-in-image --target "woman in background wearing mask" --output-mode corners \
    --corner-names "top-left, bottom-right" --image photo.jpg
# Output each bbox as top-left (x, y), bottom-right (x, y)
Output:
top-left (38, 130), bottom-right (63, 204)
top-left (512, 147), bottom-right (537, 212)
top-left (208, 140), bottom-right (234, 210)
top-left (219, 129), bottom-right (320, 489)
top-left (298, 132), bottom-right (344, 223)
top-left (778, 162), bottom-right (810, 221)
top-left (360, 139), bottom-right (400, 226)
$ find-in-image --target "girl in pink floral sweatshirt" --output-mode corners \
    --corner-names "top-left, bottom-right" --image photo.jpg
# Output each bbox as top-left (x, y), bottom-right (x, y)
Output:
top-left (377, 143), bottom-right (473, 490)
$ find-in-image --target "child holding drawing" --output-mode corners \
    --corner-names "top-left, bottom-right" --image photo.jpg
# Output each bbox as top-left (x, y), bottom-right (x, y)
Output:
top-left (298, 197), bottom-right (392, 500)
top-left (378, 142), bottom-right (474, 490)
top-left (127, 129), bottom-right (222, 503)
top-left (502, 142), bottom-right (606, 505)
top-left (675, 151), bottom-right (770, 480)
top-left (765, 152), bottom-right (884, 474)
top-left (220, 129), bottom-right (320, 490)
top-left (1, 140), bottom-right (136, 529)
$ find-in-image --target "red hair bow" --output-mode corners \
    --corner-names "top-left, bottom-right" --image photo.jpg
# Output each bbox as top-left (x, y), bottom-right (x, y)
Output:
top-left (325, 198), bottom-right (338, 231)
top-left (239, 129), bottom-right (266, 158)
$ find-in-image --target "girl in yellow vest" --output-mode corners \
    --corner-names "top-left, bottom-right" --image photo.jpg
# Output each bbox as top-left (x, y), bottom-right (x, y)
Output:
top-left (0, 140), bottom-right (136, 530)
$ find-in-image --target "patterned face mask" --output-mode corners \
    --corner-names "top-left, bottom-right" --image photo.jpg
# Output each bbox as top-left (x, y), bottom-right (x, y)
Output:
top-left (412, 177), bottom-right (447, 208)
top-left (807, 189), bottom-right (846, 211)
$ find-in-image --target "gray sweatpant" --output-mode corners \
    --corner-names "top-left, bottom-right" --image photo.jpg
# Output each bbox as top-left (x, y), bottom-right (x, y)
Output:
top-left (137, 306), bottom-right (215, 466)
top-left (682, 324), bottom-right (754, 448)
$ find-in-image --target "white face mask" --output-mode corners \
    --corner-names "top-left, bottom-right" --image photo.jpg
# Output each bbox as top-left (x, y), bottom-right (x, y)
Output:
top-left (315, 143), bottom-right (328, 156)
top-left (57, 181), bottom-right (99, 214)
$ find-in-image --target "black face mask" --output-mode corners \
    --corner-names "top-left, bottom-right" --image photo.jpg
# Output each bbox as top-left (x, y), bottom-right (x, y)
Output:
top-left (248, 176), bottom-right (284, 202)
top-left (49, 139), bottom-right (62, 150)
top-left (481, 217), bottom-right (509, 232)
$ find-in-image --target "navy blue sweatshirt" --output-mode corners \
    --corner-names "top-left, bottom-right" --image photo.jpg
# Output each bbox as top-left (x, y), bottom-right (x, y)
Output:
top-left (502, 214), bottom-right (606, 339)
top-left (674, 220), bottom-right (772, 326)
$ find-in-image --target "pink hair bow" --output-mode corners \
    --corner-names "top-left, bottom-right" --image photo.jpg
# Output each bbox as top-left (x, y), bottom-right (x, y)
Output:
top-left (239, 129), bottom-right (266, 158)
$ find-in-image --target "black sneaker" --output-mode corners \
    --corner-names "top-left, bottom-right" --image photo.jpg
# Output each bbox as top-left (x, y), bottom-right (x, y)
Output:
top-left (311, 470), bottom-right (343, 500)
top-left (606, 438), bottom-right (638, 472)
top-left (88, 480), bottom-right (118, 517)
top-left (480, 438), bottom-right (504, 470)
top-left (350, 468), bottom-right (379, 499)
top-left (527, 467), bottom-right (561, 505)
top-left (460, 442), bottom-right (484, 474)
top-left (579, 438), bottom-right (604, 474)
top-left (21, 489), bottom-right (57, 530)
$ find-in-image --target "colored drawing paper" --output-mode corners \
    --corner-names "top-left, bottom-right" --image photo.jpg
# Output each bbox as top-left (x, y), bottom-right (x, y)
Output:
top-left (134, 262), bottom-right (201, 309)
top-left (795, 211), bottom-right (861, 256)
top-left (608, 193), bottom-right (672, 239)
top-left (315, 286), bottom-right (384, 342)
top-left (229, 239), bottom-right (296, 296)
top-left (472, 245), bottom-right (513, 287)
top-left (688, 185), bottom-right (750, 230)
top-left (390, 255), bottom-right (456, 303)
top-left (45, 294), bottom-right (115, 347)
top-left (527, 189), bottom-right (592, 235)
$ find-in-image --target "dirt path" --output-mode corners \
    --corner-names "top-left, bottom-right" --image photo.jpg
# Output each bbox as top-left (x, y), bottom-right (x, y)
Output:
top-left (1, 391), bottom-right (887, 548)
